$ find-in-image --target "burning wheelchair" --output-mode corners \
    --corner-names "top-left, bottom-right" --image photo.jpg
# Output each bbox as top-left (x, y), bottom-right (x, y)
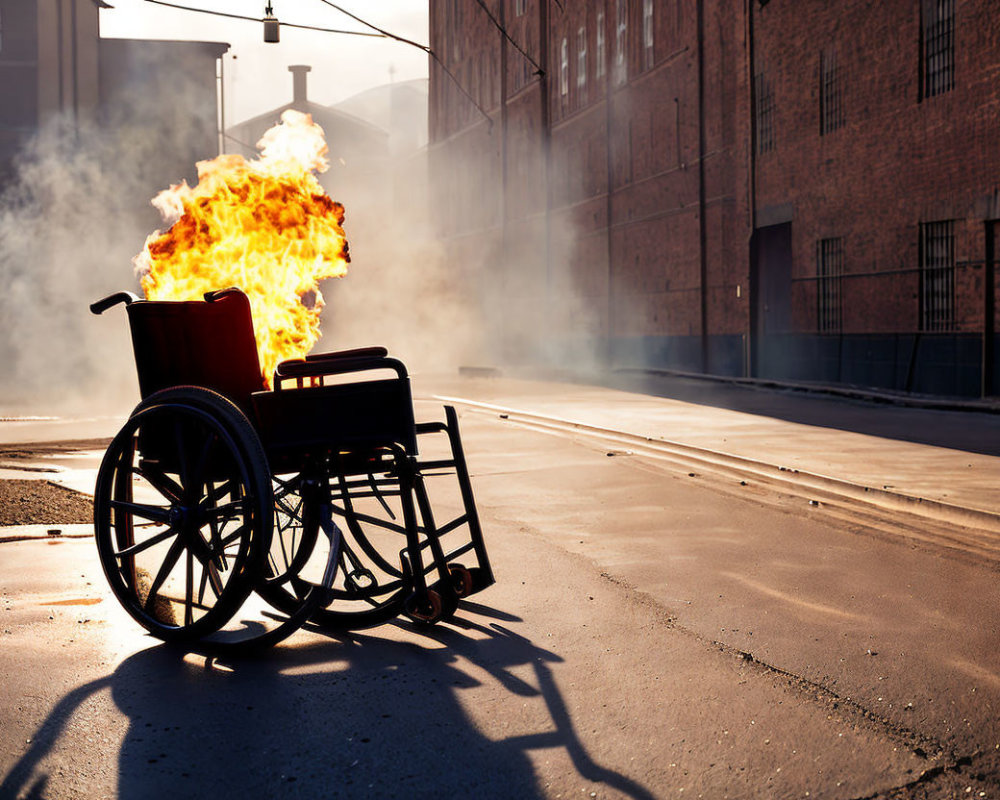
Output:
top-left (90, 287), bottom-right (494, 650)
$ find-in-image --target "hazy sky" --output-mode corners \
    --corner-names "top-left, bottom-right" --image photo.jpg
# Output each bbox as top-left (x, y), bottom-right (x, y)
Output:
top-left (99, 1), bottom-right (430, 125)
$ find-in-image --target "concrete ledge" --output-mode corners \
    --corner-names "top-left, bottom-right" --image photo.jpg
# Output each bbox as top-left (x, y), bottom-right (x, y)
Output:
top-left (0, 524), bottom-right (93, 543)
top-left (614, 366), bottom-right (1000, 415)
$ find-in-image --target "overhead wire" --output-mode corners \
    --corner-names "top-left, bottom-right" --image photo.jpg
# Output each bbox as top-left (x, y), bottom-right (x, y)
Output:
top-left (471, 0), bottom-right (543, 75)
top-left (140, 0), bottom-right (497, 128)
top-left (313, 0), bottom-right (429, 52)
top-left (141, 0), bottom-right (385, 38)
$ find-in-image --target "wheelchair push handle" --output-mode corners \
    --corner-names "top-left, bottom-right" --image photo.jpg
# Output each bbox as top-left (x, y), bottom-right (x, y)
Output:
top-left (90, 291), bottom-right (140, 315)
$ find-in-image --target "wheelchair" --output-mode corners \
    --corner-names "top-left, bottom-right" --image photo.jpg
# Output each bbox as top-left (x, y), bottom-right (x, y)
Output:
top-left (90, 287), bottom-right (494, 651)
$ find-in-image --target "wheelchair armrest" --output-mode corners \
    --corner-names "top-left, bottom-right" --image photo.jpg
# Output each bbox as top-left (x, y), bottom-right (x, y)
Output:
top-left (90, 291), bottom-right (139, 315)
top-left (273, 355), bottom-right (408, 389)
top-left (305, 346), bottom-right (389, 362)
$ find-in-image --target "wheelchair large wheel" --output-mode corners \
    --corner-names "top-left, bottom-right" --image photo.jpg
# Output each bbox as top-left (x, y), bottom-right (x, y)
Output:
top-left (94, 387), bottom-right (272, 642)
top-left (257, 469), bottom-right (411, 631)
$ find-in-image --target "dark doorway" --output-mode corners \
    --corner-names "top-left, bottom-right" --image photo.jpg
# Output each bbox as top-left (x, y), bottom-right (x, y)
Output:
top-left (750, 221), bottom-right (793, 378)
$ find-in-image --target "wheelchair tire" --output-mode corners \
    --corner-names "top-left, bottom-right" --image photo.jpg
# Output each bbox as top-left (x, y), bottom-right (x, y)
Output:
top-left (255, 479), bottom-right (410, 631)
top-left (94, 387), bottom-right (272, 642)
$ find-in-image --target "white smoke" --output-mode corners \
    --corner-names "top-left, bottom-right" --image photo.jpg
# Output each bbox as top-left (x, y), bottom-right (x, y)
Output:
top-left (0, 55), bottom-right (223, 415)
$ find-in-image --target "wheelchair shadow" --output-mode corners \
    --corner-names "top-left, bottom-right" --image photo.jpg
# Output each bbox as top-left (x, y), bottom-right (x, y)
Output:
top-left (1, 604), bottom-right (655, 799)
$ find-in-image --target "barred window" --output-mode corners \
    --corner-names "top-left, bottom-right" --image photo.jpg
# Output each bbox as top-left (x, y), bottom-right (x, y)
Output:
top-left (596, 11), bottom-right (606, 79)
top-left (643, 0), bottom-right (654, 70)
top-left (816, 238), bottom-right (844, 333)
top-left (577, 26), bottom-right (588, 93)
top-left (754, 73), bottom-right (775, 153)
top-left (920, 221), bottom-right (955, 332)
top-left (615, 0), bottom-right (627, 85)
top-left (923, 0), bottom-right (955, 97)
top-left (560, 37), bottom-right (569, 97)
top-left (450, 0), bottom-right (461, 61)
top-left (819, 49), bottom-right (844, 135)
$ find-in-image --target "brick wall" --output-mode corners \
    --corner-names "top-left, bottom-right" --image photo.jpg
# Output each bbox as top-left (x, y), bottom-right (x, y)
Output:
top-left (429, 0), bottom-right (1000, 394)
top-left (753, 0), bottom-right (1000, 337)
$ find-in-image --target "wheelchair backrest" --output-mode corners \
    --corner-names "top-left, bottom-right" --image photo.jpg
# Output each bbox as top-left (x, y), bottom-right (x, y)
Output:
top-left (125, 289), bottom-right (265, 415)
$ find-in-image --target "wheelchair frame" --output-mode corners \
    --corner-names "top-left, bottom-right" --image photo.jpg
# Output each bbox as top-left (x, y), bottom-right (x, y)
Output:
top-left (90, 287), bottom-right (494, 651)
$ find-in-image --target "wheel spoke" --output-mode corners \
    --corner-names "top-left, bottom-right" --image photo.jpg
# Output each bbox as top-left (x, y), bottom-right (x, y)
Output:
top-left (116, 526), bottom-right (178, 559)
top-left (278, 523), bottom-right (293, 570)
top-left (184, 548), bottom-right (194, 626)
top-left (110, 499), bottom-right (173, 525)
top-left (135, 464), bottom-right (184, 505)
top-left (207, 562), bottom-right (225, 598)
top-left (203, 478), bottom-right (239, 507)
top-left (197, 558), bottom-right (210, 605)
top-left (143, 536), bottom-right (186, 615)
top-left (220, 522), bottom-right (250, 548)
top-left (201, 499), bottom-right (245, 524)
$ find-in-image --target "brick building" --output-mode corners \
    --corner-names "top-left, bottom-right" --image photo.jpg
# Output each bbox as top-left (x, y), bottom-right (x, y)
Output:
top-left (428, 0), bottom-right (1000, 397)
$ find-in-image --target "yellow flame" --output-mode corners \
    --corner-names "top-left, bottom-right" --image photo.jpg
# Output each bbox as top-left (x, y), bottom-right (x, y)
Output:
top-left (135, 109), bottom-right (350, 387)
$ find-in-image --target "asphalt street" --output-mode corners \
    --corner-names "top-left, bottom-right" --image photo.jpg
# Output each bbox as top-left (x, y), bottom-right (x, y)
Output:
top-left (1, 374), bottom-right (998, 799)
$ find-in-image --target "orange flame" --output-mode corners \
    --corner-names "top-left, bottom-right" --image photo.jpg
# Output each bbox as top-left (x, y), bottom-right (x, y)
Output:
top-left (135, 109), bottom-right (350, 387)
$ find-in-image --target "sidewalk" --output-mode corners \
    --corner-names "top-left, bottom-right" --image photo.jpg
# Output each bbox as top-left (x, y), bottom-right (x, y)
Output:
top-left (420, 372), bottom-right (1000, 525)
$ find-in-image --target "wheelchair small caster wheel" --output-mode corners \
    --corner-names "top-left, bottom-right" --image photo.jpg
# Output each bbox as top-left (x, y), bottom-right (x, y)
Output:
top-left (448, 564), bottom-right (474, 598)
top-left (405, 588), bottom-right (444, 625)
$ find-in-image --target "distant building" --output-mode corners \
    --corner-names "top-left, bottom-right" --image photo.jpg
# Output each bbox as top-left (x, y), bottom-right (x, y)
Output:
top-left (0, 0), bottom-right (106, 181)
top-left (329, 78), bottom-right (430, 222)
top-left (98, 37), bottom-right (229, 190)
top-left (428, 0), bottom-right (1000, 398)
top-left (332, 77), bottom-right (429, 157)
top-left (0, 0), bottom-right (227, 196)
top-left (226, 65), bottom-right (390, 210)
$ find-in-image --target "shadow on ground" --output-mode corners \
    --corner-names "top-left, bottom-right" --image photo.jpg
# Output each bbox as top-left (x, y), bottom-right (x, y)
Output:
top-left (1, 602), bottom-right (655, 799)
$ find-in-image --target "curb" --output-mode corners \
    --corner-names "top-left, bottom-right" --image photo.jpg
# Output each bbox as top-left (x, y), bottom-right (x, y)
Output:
top-left (0, 524), bottom-right (92, 544)
top-left (438, 395), bottom-right (1000, 539)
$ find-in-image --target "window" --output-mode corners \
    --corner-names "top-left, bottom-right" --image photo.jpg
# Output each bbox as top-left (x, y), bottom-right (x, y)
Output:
top-left (816, 238), bottom-right (844, 333)
top-left (450, 0), bottom-right (461, 61)
top-left (754, 72), bottom-right (775, 153)
top-left (615, 0), bottom-right (627, 84)
top-left (560, 37), bottom-right (569, 97)
top-left (515, 0), bottom-right (527, 17)
top-left (577, 26), bottom-right (587, 94)
top-left (642, 0), bottom-right (654, 69)
top-left (819, 49), bottom-right (844, 135)
top-left (923, 0), bottom-right (955, 97)
top-left (920, 221), bottom-right (955, 331)
top-left (596, 11), bottom-right (605, 79)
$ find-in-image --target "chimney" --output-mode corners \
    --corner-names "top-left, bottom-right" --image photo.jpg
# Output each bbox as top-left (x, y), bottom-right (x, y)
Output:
top-left (289, 65), bottom-right (311, 106)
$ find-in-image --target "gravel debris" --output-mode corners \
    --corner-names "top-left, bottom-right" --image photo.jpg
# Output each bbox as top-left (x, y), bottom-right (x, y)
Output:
top-left (0, 479), bottom-right (93, 525)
